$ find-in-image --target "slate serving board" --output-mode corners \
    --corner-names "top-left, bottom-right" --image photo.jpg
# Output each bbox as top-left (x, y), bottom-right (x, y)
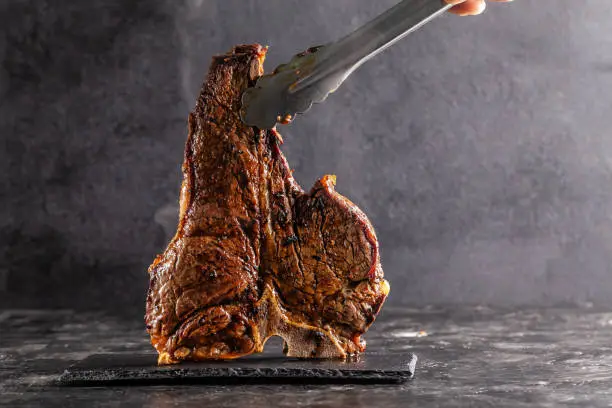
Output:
top-left (57, 352), bottom-right (417, 385)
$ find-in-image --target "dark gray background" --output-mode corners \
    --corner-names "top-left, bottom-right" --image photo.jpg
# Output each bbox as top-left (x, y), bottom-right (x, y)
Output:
top-left (1, 0), bottom-right (610, 314)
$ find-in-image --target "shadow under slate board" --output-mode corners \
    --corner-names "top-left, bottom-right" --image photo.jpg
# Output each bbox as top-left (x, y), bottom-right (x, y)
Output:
top-left (57, 352), bottom-right (417, 386)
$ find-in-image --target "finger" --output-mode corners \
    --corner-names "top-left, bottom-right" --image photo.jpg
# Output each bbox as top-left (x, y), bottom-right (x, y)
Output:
top-left (445, 0), bottom-right (513, 16)
top-left (448, 0), bottom-right (486, 16)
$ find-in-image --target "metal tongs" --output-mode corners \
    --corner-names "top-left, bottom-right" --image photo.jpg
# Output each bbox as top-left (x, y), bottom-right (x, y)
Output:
top-left (240, 0), bottom-right (452, 129)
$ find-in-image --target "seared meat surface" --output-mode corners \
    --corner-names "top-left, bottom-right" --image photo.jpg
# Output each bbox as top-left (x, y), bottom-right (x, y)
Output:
top-left (145, 45), bottom-right (389, 364)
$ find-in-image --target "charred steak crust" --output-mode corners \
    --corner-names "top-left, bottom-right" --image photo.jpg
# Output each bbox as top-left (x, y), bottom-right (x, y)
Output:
top-left (145, 44), bottom-right (389, 364)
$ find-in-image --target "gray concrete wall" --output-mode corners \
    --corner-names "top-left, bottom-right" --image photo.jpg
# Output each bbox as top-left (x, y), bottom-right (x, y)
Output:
top-left (1, 0), bottom-right (611, 313)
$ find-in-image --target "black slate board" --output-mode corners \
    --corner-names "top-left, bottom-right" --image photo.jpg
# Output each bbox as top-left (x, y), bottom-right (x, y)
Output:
top-left (57, 352), bottom-right (417, 386)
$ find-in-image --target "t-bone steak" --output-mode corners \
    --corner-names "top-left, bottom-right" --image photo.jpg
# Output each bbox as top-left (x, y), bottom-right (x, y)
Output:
top-left (145, 44), bottom-right (389, 364)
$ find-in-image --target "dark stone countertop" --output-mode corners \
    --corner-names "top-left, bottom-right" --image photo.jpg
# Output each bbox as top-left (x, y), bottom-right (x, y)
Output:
top-left (2, 305), bottom-right (611, 407)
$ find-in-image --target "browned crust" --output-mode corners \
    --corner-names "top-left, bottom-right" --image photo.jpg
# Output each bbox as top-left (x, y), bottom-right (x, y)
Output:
top-left (145, 44), bottom-right (389, 364)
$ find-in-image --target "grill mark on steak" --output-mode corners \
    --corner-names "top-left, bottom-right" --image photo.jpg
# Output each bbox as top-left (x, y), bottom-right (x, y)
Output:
top-left (145, 44), bottom-right (390, 364)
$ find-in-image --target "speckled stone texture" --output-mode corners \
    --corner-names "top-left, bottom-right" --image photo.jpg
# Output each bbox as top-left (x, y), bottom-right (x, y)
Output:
top-left (2, 306), bottom-right (612, 407)
top-left (2, 0), bottom-right (612, 314)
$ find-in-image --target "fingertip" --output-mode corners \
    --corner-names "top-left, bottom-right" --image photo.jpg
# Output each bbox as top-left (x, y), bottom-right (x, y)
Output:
top-left (449, 0), bottom-right (487, 16)
top-left (474, 0), bottom-right (487, 15)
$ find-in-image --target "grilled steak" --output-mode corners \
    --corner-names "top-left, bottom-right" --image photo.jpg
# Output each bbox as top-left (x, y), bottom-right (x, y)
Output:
top-left (145, 45), bottom-right (389, 364)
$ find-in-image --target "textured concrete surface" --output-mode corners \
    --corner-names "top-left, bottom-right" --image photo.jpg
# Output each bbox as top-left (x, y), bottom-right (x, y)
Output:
top-left (3, 307), bottom-right (612, 407)
top-left (1, 0), bottom-right (612, 312)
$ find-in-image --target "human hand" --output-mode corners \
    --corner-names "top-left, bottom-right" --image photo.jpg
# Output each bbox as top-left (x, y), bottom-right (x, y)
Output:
top-left (445, 0), bottom-right (513, 16)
